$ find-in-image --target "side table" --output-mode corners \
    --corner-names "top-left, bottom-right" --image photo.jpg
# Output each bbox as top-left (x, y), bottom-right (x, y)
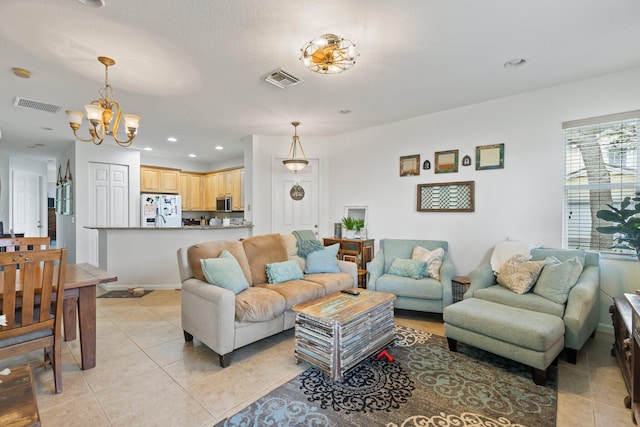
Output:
top-left (0, 364), bottom-right (41, 427)
top-left (452, 276), bottom-right (470, 303)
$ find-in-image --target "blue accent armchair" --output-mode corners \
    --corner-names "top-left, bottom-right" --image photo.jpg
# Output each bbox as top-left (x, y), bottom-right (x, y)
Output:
top-left (367, 239), bottom-right (454, 313)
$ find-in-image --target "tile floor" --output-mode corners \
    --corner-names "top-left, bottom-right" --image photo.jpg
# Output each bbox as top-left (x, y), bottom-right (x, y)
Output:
top-left (0, 290), bottom-right (633, 426)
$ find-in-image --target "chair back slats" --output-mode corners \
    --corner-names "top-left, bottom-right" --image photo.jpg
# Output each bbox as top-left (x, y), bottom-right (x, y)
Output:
top-left (0, 237), bottom-right (51, 252)
top-left (0, 249), bottom-right (67, 339)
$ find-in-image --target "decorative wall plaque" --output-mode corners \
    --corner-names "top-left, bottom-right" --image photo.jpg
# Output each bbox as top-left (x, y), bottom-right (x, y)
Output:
top-left (417, 181), bottom-right (475, 212)
top-left (290, 184), bottom-right (305, 200)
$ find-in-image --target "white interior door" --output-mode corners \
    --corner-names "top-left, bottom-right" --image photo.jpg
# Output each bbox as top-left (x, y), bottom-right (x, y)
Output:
top-left (12, 171), bottom-right (41, 236)
top-left (89, 162), bottom-right (129, 265)
top-left (272, 158), bottom-right (319, 236)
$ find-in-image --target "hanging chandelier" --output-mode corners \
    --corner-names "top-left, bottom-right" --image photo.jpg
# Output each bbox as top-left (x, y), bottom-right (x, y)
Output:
top-left (65, 56), bottom-right (140, 147)
top-left (283, 122), bottom-right (308, 172)
top-left (300, 33), bottom-right (358, 74)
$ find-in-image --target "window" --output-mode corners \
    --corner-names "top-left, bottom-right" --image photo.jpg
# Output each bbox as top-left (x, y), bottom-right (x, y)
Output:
top-left (563, 111), bottom-right (639, 255)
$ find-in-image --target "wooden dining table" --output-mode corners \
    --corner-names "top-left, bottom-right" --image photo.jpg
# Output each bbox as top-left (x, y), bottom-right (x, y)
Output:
top-left (1, 262), bottom-right (117, 370)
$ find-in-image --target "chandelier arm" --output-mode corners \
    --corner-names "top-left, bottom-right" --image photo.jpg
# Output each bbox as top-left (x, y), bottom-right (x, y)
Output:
top-left (69, 127), bottom-right (98, 143)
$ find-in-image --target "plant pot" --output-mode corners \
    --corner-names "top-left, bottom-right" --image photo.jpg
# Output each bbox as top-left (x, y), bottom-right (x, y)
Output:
top-left (344, 230), bottom-right (356, 239)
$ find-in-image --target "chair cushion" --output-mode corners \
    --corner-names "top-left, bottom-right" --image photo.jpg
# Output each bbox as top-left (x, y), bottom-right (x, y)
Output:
top-left (0, 328), bottom-right (52, 348)
top-left (188, 240), bottom-right (252, 284)
top-left (375, 274), bottom-right (443, 300)
top-left (496, 255), bottom-right (549, 294)
top-left (388, 258), bottom-right (427, 280)
top-left (200, 250), bottom-right (249, 294)
top-left (235, 287), bottom-right (286, 322)
top-left (530, 248), bottom-right (586, 265)
top-left (533, 256), bottom-right (583, 304)
top-left (474, 285), bottom-right (566, 318)
top-left (411, 246), bottom-right (444, 280)
top-left (381, 239), bottom-right (448, 273)
top-left (490, 240), bottom-right (537, 274)
top-left (304, 244), bottom-right (340, 274)
top-left (243, 234), bottom-right (288, 286)
top-left (257, 280), bottom-right (325, 310)
top-left (265, 260), bottom-right (304, 284)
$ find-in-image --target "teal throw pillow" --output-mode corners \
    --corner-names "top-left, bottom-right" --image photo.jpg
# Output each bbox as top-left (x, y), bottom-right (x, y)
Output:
top-left (305, 243), bottom-right (340, 274)
top-left (265, 259), bottom-right (304, 284)
top-left (533, 256), bottom-right (583, 304)
top-left (388, 258), bottom-right (427, 280)
top-left (200, 250), bottom-right (249, 294)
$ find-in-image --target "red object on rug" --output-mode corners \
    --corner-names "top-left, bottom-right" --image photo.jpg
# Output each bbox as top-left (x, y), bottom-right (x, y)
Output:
top-left (376, 349), bottom-right (394, 362)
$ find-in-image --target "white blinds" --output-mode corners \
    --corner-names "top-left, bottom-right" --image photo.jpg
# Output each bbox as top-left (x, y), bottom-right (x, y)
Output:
top-left (563, 112), bottom-right (639, 254)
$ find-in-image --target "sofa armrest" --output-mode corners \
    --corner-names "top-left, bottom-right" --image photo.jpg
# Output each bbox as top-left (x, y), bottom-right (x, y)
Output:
top-left (465, 263), bottom-right (496, 298)
top-left (439, 255), bottom-right (455, 306)
top-left (337, 260), bottom-right (358, 286)
top-left (366, 248), bottom-right (385, 290)
top-left (563, 265), bottom-right (600, 350)
top-left (181, 278), bottom-right (236, 356)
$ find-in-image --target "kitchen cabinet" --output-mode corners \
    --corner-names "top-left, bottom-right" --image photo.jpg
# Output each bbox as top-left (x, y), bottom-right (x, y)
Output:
top-left (216, 171), bottom-right (232, 197)
top-left (140, 166), bottom-right (180, 194)
top-left (180, 172), bottom-right (204, 211)
top-left (231, 168), bottom-right (244, 210)
top-left (179, 173), bottom-right (191, 210)
top-left (204, 173), bottom-right (218, 210)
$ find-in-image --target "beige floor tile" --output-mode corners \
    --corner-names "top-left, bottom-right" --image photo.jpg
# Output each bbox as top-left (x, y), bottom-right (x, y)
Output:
top-left (66, 329), bottom-right (141, 365)
top-left (558, 364), bottom-right (592, 399)
top-left (593, 401), bottom-right (634, 426)
top-left (82, 350), bottom-right (158, 392)
top-left (119, 320), bottom-right (183, 349)
top-left (39, 393), bottom-right (110, 427)
top-left (557, 392), bottom-right (595, 427)
top-left (162, 345), bottom-right (225, 388)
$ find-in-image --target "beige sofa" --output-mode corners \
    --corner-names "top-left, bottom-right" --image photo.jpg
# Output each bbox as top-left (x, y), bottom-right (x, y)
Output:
top-left (176, 233), bottom-right (357, 367)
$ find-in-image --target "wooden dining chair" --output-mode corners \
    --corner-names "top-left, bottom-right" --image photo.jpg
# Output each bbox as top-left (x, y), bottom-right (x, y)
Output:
top-left (0, 237), bottom-right (50, 252)
top-left (0, 248), bottom-right (67, 393)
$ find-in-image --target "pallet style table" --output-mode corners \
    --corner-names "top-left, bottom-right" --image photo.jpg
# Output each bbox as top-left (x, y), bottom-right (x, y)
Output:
top-left (292, 289), bottom-right (396, 382)
top-left (0, 365), bottom-right (41, 427)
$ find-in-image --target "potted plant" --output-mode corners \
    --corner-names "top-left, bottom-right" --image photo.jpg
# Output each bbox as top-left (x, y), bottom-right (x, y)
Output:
top-left (596, 191), bottom-right (640, 259)
top-left (341, 217), bottom-right (365, 239)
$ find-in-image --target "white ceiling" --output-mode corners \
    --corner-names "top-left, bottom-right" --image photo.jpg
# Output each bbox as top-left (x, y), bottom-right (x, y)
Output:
top-left (1, 0), bottom-right (640, 165)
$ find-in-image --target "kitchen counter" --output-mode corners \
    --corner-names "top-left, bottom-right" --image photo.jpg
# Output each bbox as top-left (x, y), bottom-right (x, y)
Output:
top-left (85, 225), bottom-right (253, 288)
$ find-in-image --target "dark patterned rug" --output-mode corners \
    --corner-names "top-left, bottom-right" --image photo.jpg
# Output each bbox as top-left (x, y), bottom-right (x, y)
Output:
top-left (214, 325), bottom-right (557, 427)
top-left (97, 290), bottom-right (153, 298)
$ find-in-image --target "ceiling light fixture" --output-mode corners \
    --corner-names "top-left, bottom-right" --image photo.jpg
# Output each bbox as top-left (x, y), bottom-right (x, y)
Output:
top-left (167, 137), bottom-right (177, 142)
top-left (214, 145), bottom-right (223, 150)
top-left (12, 68), bottom-right (31, 79)
top-left (65, 56), bottom-right (140, 147)
top-left (283, 121), bottom-right (308, 172)
top-left (300, 34), bottom-right (358, 74)
top-left (504, 58), bottom-right (526, 69)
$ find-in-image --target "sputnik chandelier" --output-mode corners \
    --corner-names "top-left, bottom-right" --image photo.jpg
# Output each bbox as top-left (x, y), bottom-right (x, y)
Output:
top-left (300, 33), bottom-right (358, 74)
top-left (65, 56), bottom-right (140, 147)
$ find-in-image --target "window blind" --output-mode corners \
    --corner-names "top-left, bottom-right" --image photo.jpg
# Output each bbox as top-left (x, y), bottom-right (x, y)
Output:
top-left (563, 111), bottom-right (639, 255)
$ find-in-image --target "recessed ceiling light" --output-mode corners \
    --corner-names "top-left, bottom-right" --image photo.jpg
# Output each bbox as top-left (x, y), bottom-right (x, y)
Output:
top-left (76, 0), bottom-right (105, 7)
top-left (143, 147), bottom-right (152, 151)
top-left (167, 137), bottom-right (177, 143)
top-left (188, 154), bottom-right (196, 158)
top-left (214, 145), bottom-right (223, 150)
top-left (504, 58), bottom-right (526, 69)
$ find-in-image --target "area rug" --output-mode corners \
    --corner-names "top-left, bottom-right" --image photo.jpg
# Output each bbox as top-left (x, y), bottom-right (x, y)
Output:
top-left (215, 325), bottom-right (557, 427)
top-left (97, 290), bottom-right (153, 298)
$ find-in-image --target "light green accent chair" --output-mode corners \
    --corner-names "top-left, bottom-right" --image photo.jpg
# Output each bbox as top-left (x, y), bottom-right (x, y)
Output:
top-left (367, 239), bottom-right (454, 313)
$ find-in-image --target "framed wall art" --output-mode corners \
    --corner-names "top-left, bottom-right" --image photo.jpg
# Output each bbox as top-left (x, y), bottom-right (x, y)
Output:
top-left (476, 143), bottom-right (504, 170)
top-left (435, 150), bottom-right (459, 174)
top-left (417, 181), bottom-right (475, 212)
top-left (400, 154), bottom-right (420, 176)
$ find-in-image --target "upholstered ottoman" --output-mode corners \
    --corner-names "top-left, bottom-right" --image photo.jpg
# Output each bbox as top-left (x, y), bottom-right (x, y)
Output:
top-left (443, 298), bottom-right (564, 385)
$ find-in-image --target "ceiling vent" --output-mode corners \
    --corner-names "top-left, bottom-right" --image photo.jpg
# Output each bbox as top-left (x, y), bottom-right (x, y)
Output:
top-left (13, 96), bottom-right (62, 114)
top-left (264, 68), bottom-right (302, 89)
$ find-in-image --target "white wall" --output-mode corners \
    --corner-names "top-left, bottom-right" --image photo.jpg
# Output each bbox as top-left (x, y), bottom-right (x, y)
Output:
top-left (6, 156), bottom-right (49, 236)
top-left (0, 149), bottom-right (11, 232)
top-left (250, 66), bottom-right (640, 332)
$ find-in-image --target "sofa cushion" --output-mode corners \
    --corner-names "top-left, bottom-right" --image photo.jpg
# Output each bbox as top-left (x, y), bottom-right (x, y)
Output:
top-left (496, 255), bottom-right (548, 294)
top-left (490, 240), bottom-right (537, 274)
top-left (474, 285), bottom-right (565, 318)
top-left (533, 256), bottom-right (583, 304)
top-left (265, 259), bottom-right (304, 284)
top-left (200, 250), bottom-right (249, 294)
top-left (381, 239), bottom-right (448, 273)
top-left (411, 246), bottom-right (444, 280)
top-left (281, 234), bottom-right (298, 257)
top-left (375, 274), bottom-right (442, 300)
top-left (243, 234), bottom-right (288, 286)
top-left (187, 240), bottom-right (252, 284)
top-left (303, 272), bottom-right (353, 294)
top-left (388, 258), bottom-right (427, 280)
top-left (257, 280), bottom-right (325, 310)
top-left (304, 243), bottom-right (340, 274)
top-left (530, 248), bottom-right (586, 266)
top-left (235, 287), bottom-right (286, 322)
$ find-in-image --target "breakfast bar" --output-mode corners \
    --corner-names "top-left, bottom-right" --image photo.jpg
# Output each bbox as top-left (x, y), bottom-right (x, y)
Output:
top-left (86, 225), bottom-right (253, 289)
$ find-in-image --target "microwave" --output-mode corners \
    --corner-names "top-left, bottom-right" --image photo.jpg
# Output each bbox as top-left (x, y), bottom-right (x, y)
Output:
top-left (216, 196), bottom-right (232, 212)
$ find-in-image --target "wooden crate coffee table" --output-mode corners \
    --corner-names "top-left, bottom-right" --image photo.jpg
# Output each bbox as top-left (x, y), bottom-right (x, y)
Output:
top-left (0, 365), bottom-right (41, 427)
top-left (292, 289), bottom-right (396, 382)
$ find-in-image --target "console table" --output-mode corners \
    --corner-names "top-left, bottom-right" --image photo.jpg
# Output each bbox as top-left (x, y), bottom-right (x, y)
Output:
top-left (625, 293), bottom-right (640, 423)
top-left (611, 296), bottom-right (633, 408)
top-left (322, 237), bottom-right (374, 271)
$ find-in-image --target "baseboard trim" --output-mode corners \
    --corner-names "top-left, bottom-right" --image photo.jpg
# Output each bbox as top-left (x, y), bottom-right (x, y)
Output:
top-left (597, 322), bottom-right (613, 335)
top-left (98, 283), bottom-right (182, 291)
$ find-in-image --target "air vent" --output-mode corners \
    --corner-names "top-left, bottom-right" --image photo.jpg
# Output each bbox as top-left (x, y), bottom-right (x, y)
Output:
top-left (264, 68), bottom-right (302, 89)
top-left (13, 97), bottom-right (62, 114)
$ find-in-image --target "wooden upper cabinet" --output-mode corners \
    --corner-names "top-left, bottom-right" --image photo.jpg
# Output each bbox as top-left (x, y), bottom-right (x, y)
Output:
top-left (189, 174), bottom-right (204, 210)
top-left (231, 168), bottom-right (244, 210)
top-left (179, 173), bottom-right (191, 210)
top-left (140, 166), bottom-right (180, 194)
top-left (204, 173), bottom-right (218, 210)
